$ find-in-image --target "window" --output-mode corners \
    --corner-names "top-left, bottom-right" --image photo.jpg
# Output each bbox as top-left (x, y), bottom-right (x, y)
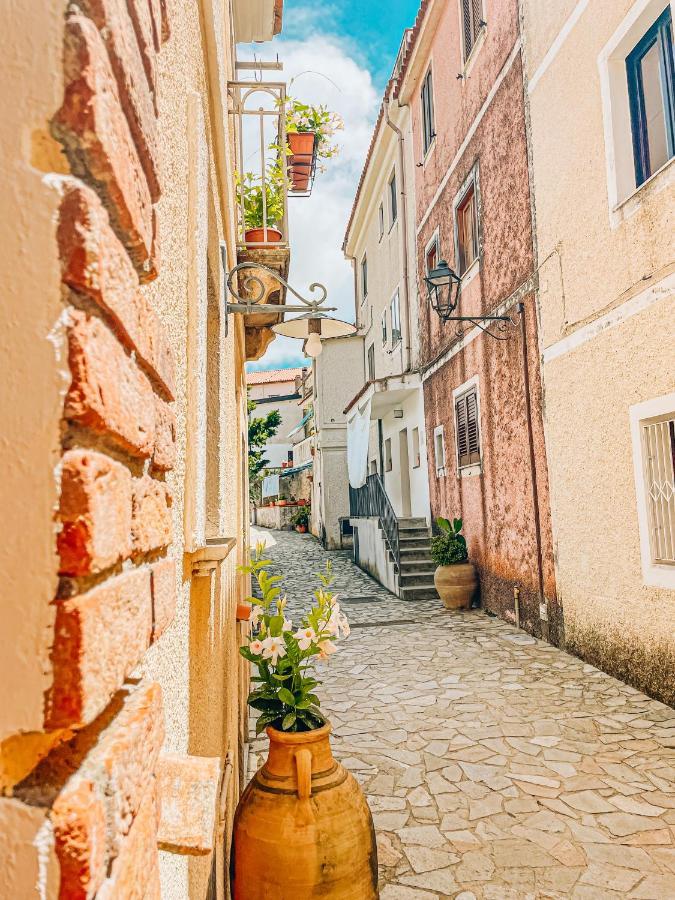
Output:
top-left (381, 310), bottom-right (388, 345)
top-left (425, 235), bottom-right (439, 275)
top-left (433, 425), bottom-right (446, 476)
top-left (378, 202), bottom-right (384, 238)
top-left (388, 170), bottom-right (398, 225)
top-left (456, 182), bottom-right (478, 274)
top-left (461, 0), bottom-right (484, 62)
top-left (421, 66), bottom-right (435, 154)
top-left (412, 427), bottom-right (421, 468)
top-left (384, 438), bottom-right (393, 472)
top-left (367, 343), bottom-right (375, 381)
top-left (631, 394), bottom-right (675, 588)
top-left (369, 459), bottom-right (378, 475)
top-left (360, 254), bottom-right (368, 301)
top-left (626, 7), bottom-right (675, 187)
top-left (455, 387), bottom-right (481, 469)
top-left (390, 291), bottom-right (402, 344)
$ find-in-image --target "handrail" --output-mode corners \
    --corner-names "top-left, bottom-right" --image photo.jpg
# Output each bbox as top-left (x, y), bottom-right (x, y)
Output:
top-left (349, 474), bottom-right (400, 567)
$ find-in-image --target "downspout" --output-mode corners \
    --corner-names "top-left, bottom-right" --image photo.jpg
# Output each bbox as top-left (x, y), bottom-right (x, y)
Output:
top-left (384, 94), bottom-right (412, 373)
top-left (517, 301), bottom-right (547, 635)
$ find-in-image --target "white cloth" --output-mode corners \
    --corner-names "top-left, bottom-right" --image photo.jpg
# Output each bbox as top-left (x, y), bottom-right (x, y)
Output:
top-left (347, 398), bottom-right (372, 488)
top-left (262, 473), bottom-right (280, 498)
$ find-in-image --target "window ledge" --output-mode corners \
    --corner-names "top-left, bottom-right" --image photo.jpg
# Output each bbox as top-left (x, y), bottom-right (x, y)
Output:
top-left (187, 537), bottom-right (237, 577)
top-left (436, 466), bottom-right (446, 478)
top-left (423, 138), bottom-right (436, 167)
top-left (458, 463), bottom-right (482, 478)
top-left (389, 219), bottom-right (398, 234)
top-left (460, 258), bottom-right (480, 288)
top-left (462, 26), bottom-right (487, 79)
top-left (611, 154), bottom-right (675, 226)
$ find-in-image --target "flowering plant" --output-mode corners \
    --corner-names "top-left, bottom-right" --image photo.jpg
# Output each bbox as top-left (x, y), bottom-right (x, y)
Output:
top-left (235, 166), bottom-right (285, 230)
top-left (239, 543), bottom-right (350, 734)
top-left (284, 98), bottom-right (344, 161)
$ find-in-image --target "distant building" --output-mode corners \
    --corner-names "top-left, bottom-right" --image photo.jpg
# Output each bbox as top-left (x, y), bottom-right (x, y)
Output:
top-left (247, 367), bottom-right (308, 468)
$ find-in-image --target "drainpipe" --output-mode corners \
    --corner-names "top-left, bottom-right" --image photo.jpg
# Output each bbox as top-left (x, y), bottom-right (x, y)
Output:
top-left (517, 301), bottom-right (546, 626)
top-left (384, 94), bottom-right (412, 373)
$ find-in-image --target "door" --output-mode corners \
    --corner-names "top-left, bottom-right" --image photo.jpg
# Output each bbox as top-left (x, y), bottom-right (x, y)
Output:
top-left (399, 428), bottom-right (411, 518)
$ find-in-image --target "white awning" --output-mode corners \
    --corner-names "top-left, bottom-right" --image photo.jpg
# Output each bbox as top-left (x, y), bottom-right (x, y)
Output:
top-left (346, 397), bottom-right (372, 488)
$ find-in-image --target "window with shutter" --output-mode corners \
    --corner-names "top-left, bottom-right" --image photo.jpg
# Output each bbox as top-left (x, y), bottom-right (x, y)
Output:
top-left (456, 182), bottom-right (478, 273)
top-left (421, 67), bottom-right (435, 155)
top-left (455, 387), bottom-right (481, 469)
top-left (461, 0), bottom-right (484, 61)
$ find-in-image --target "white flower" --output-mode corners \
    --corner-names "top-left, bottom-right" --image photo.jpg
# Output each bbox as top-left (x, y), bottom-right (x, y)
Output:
top-left (282, 618), bottom-right (293, 632)
top-left (250, 606), bottom-right (262, 628)
top-left (318, 640), bottom-right (337, 660)
top-left (249, 639), bottom-right (263, 655)
top-left (294, 626), bottom-right (317, 650)
top-left (261, 635), bottom-right (286, 666)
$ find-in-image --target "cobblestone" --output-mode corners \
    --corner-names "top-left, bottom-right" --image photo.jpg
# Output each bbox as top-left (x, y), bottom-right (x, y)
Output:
top-left (247, 530), bottom-right (675, 898)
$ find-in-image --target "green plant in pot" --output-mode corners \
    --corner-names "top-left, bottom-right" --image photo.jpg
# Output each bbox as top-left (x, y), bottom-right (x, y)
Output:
top-left (235, 166), bottom-right (285, 243)
top-left (283, 97), bottom-right (344, 192)
top-left (231, 545), bottom-right (378, 897)
top-left (430, 517), bottom-right (478, 610)
top-left (291, 505), bottom-right (309, 533)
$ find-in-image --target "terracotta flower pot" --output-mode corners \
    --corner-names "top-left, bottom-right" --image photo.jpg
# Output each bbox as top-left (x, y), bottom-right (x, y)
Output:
top-left (296, 524), bottom-right (307, 533)
top-left (236, 602), bottom-right (251, 622)
top-left (277, 500), bottom-right (287, 507)
top-left (231, 723), bottom-right (378, 898)
top-left (244, 227), bottom-right (282, 244)
top-left (287, 131), bottom-right (316, 192)
top-left (434, 561), bottom-right (478, 609)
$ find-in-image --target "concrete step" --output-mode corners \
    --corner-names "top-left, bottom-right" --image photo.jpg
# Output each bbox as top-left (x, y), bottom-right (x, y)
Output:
top-left (399, 546), bottom-right (433, 558)
top-left (399, 559), bottom-right (435, 573)
top-left (399, 571), bottom-right (436, 585)
top-left (398, 526), bottom-right (431, 538)
top-left (398, 517), bottom-right (428, 527)
top-left (400, 585), bottom-right (439, 601)
top-left (398, 537), bottom-right (432, 549)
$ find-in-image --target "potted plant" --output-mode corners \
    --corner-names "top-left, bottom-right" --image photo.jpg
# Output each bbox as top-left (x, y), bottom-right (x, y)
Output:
top-left (430, 517), bottom-right (478, 610)
top-left (277, 499), bottom-right (287, 507)
top-left (231, 547), bottom-right (377, 897)
top-left (235, 166), bottom-right (285, 243)
top-left (291, 506), bottom-right (309, 533)
top-left (284, 99), bottom-right (344, 192)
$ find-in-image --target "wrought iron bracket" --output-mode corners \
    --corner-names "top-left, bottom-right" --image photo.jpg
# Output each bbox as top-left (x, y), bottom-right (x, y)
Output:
top-left (221, 248), bottom-right (334, 336)
top-left (440, 312), bottom-right (519, 341)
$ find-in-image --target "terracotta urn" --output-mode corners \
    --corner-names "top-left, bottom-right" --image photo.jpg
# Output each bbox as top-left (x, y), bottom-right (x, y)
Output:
top-left (244, 226), bottom-right (282, 244)
top-left (434, 561), bottom-right (478, 609)
top-left (287, 131), bottom-right (316, 192)
top-left (296, 524), bottom-right (307, 534)
top-left (231, 723), bottom-right (378, 898)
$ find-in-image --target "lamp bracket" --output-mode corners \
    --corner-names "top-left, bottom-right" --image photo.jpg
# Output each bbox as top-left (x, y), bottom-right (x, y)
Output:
top-left (442, 313), bottom-right (518, 341)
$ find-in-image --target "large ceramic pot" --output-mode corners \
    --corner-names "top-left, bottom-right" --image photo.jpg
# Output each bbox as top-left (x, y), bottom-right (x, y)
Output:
top-left (434, 561), bottom-right (478, 610)
top-left (231, 723), bottom-right (378, 898)
top-left (287, 131), bottom-right (316, 192)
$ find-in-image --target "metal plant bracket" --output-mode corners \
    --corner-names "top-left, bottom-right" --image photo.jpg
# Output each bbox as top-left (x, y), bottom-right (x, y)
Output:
top-left (221, 247), bottom-right (335, 336)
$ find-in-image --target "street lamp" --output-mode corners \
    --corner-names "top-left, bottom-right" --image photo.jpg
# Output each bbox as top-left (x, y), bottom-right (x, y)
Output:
top-left (424, 259), bottom-right (462, 321)
top-left (222, 249), bottom-right (356, 356)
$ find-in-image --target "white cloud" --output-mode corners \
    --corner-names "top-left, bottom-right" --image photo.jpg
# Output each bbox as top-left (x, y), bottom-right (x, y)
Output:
top-left (243, 31), bottom-right (379, 372)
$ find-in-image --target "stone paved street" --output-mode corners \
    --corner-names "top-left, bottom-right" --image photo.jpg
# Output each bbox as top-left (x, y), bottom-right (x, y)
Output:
top-left (247, 530), bottom-right (675, 899)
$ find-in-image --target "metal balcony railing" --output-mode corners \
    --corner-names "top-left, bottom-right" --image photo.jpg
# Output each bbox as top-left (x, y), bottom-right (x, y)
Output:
top-left (228, 80), bottom-right (290, 249)
top-left (349, 473), bottom-right (400, 567)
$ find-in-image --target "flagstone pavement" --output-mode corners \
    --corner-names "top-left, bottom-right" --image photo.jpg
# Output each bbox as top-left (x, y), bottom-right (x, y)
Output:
top-left (246, 528), bottom-right (675, 899)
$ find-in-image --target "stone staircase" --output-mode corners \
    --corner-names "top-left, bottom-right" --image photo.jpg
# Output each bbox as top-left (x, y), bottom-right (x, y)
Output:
top-left (395, 518), bottom-right (438, 601)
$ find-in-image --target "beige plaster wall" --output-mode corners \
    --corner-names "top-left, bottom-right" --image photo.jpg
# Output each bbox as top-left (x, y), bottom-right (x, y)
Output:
top-left (523, 0), bottom-right (675, 701)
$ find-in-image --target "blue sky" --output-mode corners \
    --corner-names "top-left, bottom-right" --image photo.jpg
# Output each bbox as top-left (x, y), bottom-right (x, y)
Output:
top-left (243, 0), bottom-right (420, 373)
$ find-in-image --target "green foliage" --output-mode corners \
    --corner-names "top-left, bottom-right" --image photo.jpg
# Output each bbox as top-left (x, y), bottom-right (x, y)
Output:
top-left (430, 516), bottom-right (468, 567)
top-left (248, 392), bottom-right (281, 500)
top-left (239, 547), bottom-right (350, 733)
top-left (284, 97), bottom-right (343, 160)
top-left (235, 166), bottom-right (285, 230)
top-left (291, 506), bottom-right (309, 528)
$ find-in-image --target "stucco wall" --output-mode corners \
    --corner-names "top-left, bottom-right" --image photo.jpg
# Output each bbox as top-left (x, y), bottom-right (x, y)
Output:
top-left (523, 0), bottom-right (675, 702)
top-left (351, 518), bottom-right (399, 595)
top-left (380, 390), bottom-right (430, 520)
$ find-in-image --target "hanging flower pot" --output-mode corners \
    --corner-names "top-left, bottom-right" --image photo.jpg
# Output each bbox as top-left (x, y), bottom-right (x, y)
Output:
top-left (287, 131), bottom-right (316, 192)
top-left (231, 723), bottom-right (377, 898)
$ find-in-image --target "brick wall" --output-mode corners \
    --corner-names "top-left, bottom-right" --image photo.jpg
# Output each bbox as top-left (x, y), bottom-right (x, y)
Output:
top-left (7, 0), bottom-right (179, 895)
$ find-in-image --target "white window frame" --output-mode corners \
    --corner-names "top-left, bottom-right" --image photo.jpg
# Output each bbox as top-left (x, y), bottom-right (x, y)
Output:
top-left (630, 391), bottom-right (675, 588)
top-left (433, 424), bottom-right (446, 477)
top-left (360, 254), bottom-right (368, 302)
top-left (452, 375), bottom-right (482, 478)
top-left (424, 228), bottom-right (440, 275)
top-left (388, 169), bottom-right (398, 227)
top-left (598, 0), bottom-right (675, 228)
top-left (452, 164), bottom-right (481, 283)
top-left (378, 201), bottom-right (385, 240)
top-left (390, 289), bottom-right (402, 345)
top-left (412, 426), bottom-right (421, 468)
top-left (381, 309), bottom-right (388, 346)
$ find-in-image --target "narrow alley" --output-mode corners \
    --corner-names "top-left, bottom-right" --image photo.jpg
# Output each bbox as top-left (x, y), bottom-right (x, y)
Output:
top-left (248, 530), bottom-right (675, 900)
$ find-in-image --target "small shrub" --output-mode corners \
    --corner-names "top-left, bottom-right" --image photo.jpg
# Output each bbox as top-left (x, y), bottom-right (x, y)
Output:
top-left (430, 516), bottom-right (468, 567)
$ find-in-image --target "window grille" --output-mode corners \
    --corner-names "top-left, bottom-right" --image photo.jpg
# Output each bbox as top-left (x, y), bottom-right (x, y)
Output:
top-left (461, 0), bottom-right (484, 61)
top-left (642, 416), bottom-right (675, 564)
top-left (455, 388), bottom-right (481, 469)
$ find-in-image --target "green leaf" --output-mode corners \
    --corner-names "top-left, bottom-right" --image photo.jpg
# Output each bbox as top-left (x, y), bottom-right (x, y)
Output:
top-left (282, 711), bottom-right (296, 730)
top-left (277, 687), bottom-right (295, 706)
top-left (436, 516), bottom-right (451, 532)
top-left (453, 518), bottom-right (463, 533)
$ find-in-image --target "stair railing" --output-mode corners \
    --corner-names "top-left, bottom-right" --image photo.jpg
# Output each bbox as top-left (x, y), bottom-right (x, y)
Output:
top-left (349, 473), bottom-right (400, 567)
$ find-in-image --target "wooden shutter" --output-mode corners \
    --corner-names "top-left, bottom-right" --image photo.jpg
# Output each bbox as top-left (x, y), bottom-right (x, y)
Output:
top-left (455, 388), bottom-right (481, 468)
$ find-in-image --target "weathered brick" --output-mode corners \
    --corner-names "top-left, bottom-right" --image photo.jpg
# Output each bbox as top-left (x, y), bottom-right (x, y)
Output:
top-left (58, 181), bottom-right (175, 398)
top-left (150, 558), bottom-right (176, 640)
top-left (47, 568), bottom-right (152, 728)
top-left (157, 754), bottom-right (221, 855)
top-left (96, 786), bottom-right (160, 900)
top-left (65, 310), bottom-right (156, 457)
top-left (52, 779), bottom-right (108, 899)
top-left (58, 449), bottom-right (132, 577)
top-left (126, 0), bottom-right (158, 97)
top-left (131, 476), bottom-right (173, 554)
top-left (53, 15), bottom-right (156, 280)
top-left (77, 0), bottom-right (160, 200)
top-left (152, 396), bottom-right (176, 471)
